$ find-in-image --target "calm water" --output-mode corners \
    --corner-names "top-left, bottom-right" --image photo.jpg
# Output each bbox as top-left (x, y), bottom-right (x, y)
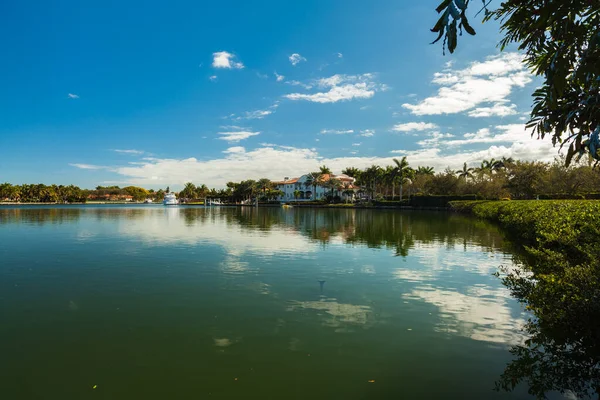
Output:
top-left (0, 206), bottom-right (534, 399)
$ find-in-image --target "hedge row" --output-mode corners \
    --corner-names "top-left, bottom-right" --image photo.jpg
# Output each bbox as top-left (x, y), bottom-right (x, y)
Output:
top-left (449, 200), bottom-right (600, 269)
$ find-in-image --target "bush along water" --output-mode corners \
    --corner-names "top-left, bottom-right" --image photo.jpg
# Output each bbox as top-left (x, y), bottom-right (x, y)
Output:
top-left (450, 200), bottom-right (600, 398)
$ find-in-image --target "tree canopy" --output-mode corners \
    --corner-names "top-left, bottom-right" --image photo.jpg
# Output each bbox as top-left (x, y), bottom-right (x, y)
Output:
top-left (432, 0), bottom-right (600, 164)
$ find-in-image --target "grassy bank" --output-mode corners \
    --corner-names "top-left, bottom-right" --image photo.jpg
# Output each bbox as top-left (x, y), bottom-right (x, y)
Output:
top-left (449, 200), bottom-right (600, 396)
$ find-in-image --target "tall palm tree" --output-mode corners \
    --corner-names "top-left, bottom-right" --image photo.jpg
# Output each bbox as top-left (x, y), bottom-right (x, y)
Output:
top-left (342, 167), bottom-right (361, 178)
top-left (384, 165), bottom-right (396, 199)
top-left (393, 157), bottom-right (412, 201)
top-left (319, 165), bottom-right (332, 175)
top-left (322, 177), bottom-right (342, 200)
top-left (416, 166), bottom-right (435, 175)
top-left (257, 178), bottom-right (272, 199)
top-left (180, 182), bottom-right (197, 201)
top-left (293, 190), bottom-right (301, 201)
top-left (304, 172), bottom-right (323, 200)
top-left (342, 182), bottom-right (354, 203)
top-left (456, 162), bottom-right (474, 182)
top-left (363, 165), bottom-right (381, 200)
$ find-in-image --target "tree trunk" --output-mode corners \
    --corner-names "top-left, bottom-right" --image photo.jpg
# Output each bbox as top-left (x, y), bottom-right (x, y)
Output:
top-left (392, 182), bottom-right (395, 200)
top-left (400, 183), bottom-right (403, 202)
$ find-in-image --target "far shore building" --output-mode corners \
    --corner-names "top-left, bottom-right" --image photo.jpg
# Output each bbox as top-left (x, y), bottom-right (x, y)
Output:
top-left (273, 173), bottom-right (360, 202)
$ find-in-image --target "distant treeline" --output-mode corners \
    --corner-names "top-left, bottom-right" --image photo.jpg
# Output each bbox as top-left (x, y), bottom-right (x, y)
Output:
top-left (2, 156), bottom-right (600, 203)
top-left (0, 184), bottom-right (162, 203)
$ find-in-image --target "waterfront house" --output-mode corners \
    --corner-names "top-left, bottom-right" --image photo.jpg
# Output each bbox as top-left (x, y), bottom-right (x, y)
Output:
top-left (273, 173), bottom-right (359, 202)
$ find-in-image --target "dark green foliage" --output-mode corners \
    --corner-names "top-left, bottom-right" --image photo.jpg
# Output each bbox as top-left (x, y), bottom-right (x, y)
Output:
top-left (450, 200), bottom-right (600, 398)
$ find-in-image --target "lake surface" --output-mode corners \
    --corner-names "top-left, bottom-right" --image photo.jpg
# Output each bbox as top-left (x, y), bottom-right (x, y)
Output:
top-left (0, 205), bottom-right (536, 399)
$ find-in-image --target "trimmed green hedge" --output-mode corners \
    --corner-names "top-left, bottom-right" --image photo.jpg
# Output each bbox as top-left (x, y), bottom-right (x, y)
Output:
top-left (449, 199), bottom-right (600, 277)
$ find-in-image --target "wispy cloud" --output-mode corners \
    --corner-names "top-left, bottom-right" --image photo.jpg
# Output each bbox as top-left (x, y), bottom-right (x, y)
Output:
top-left (230, 103), bottom-right (279, 120)
top-left (217, 129), bottom-right (260, 143)
top-left (284, 73), bottom-right (384, 104)
top-left (289, 53), bottom-right (306, 66)
top-left (402, 53), bottom-right (531, 116)
top-left (337, 52), bottom-right (343, 58)
top-left (212, 51), bottom-right (244, 69)
top-left (274, 72), bottom-right (285, 82)
top-left (392, 122), bottom-right (438, 132)
top-left (352, 143), bottom-right (361, 147)
top-left (359, 129), bottom-right (375, 137)
top-left (69, 163), bottom-right (107, 170)
top-left (209, 75), bottom-right (218, 82)
top-left (113, 149), bottom-right (144, 155)
top-left (68, 93), bottom-right (79, 99)
top-left (285, 80), bottom-right (313, 89)
top-left (320, 129), bottom-right (354, 135)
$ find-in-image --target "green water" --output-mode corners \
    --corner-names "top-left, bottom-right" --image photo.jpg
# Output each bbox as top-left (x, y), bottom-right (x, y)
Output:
top-left (0, 206), bottom-right (536, 399)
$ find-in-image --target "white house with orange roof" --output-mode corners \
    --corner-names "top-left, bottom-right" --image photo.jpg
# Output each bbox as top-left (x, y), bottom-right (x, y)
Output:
top-left (273, 173), bottom-right (359, 202)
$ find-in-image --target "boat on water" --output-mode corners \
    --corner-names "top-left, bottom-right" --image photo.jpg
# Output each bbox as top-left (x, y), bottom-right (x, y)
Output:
top-left (163, 193), bottom-right (178, 206)
top-left (144, 199), bottom-right (153, 204)
top-left (206, 198), bottom-right (223, 206)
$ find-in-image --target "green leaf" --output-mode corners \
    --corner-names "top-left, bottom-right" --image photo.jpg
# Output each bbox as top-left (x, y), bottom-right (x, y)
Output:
top-left (448, 20), bottom-right (458, 53)
top-left (462, 15), bottom-right (476, 36)
top-left (435, 0), bottom-right (451, 14)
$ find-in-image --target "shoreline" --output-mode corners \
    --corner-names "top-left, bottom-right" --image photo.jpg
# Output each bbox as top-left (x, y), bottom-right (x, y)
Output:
top-left (0, 202), bottom-right (451, 211)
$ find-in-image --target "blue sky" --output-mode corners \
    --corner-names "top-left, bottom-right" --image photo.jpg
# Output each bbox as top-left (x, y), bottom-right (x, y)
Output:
top-left (0, 0), bottom-right (554, 189)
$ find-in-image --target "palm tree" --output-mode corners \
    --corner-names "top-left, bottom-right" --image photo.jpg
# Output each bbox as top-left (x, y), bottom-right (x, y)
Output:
top-left (416, 166), bottom-right (435, 175)
top-left (257, 178), bottom-right (272, 199)
top-left (304, 172), bottom-right (323, 200)
top-left (293, 190), bottom-right (301, 201)
top-left (322, 177), bottom-right (342, 201)
top-left (362, 165), bottom-right (381, 200)
top-left (180, 182), bottom-right (197, 201)
top-left (456, 162), bottom-right (474, 182)
top-left (384, 165), bottom-right (396, 199)
top-left (475, 161), bottom-right (492, 179)
top-left (342, 167), bottom-right (361, 178)
top-left (319, 165), bottom-right (332, 175)
top-left (342, 182), bottom-right (354, 203)
top-left (393, 157), bottom-right (412, 201)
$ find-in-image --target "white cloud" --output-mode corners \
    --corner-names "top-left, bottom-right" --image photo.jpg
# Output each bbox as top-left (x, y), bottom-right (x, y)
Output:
top-left (212, 51), bottom-right (244, 69)
top-left (69, 163), bottom-right (107, 170)
top-left (114, 149), bottom-right (144, 155)
top-left (285, 80), bottom-right (313, 89)
top-left (392, 122), bottom-right (438, 132)
top-left (438, 124), bottom-right (533, 147)
top-left (230, 103), bottom-right (278, 120)
top-left (359, 129), bottom-right (375, 137)
top-left (416, 132), bottom-right (455, 147)
top-left (274, 72), bottom-right (284, 82)
top-left (468, 103), bottom-right (518, 118)
top-left (289, 53), bottom-right (306, 66)
top-left (402, 53), bottom-right (532, 116)
top-left (217, 129), bottom-right (260, 143)
top-left (352, 143), bottom-right (361, 147)
top-left (223, 146), bottom-right (245, 154)
top-left (209, 75), bottom-right (218, 82)
top-left (284, 74), bottom-right (384, 104)
top-left (320, 129), bottom-right (354, 135)
top-left (238, 110), bottom-right (272, 120)
top-left (337, 52), bottom-right (343, 58)
top-left (76, 124), bottom-right (560, 188)
top-left (67, 93), bottom-right (79, 99)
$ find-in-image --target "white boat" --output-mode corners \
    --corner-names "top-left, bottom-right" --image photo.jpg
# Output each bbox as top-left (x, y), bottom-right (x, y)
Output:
top-left (144, 199), bottom-right (153, 204)
top-left (207, 198), bottom-right (223, 206)
top-left (163, 193), bottom-right (178, 206)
